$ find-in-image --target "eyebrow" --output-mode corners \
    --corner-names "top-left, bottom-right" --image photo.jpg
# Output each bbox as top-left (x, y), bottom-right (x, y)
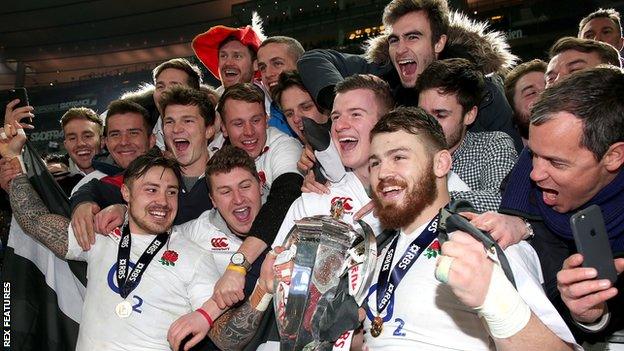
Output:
top-left (566, 58), bottom-right (588, 67)
top-left (520, 85), bottom-right (537, 94)
top-left (369, 146), bottom-right (411, 161)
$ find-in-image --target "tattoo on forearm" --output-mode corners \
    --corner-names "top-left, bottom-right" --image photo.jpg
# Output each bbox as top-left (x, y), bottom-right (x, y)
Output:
top-left (208, 301), bottom-right (264, 351)
top-left (10, 175), bottom-right (69, 257)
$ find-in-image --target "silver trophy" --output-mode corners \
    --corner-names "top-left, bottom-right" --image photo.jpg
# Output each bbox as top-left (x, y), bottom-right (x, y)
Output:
top-left (273, 200), bottom-right (377, 351)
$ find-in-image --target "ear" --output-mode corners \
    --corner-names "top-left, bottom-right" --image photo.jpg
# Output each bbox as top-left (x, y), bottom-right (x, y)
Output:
top-left (433, 149), bottom-right (452, 178)
top-left (434, 34), bottom-right (447, 56)
top-left (205, 125), bottom-right (215, 141)
top-left (463, 106), bottom-right (478, 126)
top-left (253, 59), bottom-right (258, 72)
top-left (148, 133), bottom-right (156, 149)
top-left (121, 183), bottom-right (130, 203)
top-left (602, 141), bottom-right (624, 172)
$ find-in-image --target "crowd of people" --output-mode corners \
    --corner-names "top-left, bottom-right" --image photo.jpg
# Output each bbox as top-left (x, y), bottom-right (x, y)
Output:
top-left (1, 0), bottom-right (623, 350)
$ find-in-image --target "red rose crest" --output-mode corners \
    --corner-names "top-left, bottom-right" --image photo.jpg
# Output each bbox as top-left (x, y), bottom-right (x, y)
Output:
top-left (424, 240), bottom-right (441, 259)
top-left (159, 250), bottom-right (179, 266)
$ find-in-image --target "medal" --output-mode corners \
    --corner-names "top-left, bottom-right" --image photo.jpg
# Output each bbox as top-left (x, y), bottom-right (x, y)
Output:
top-left (370, 316), bottom-right (383, 337)
top-left (115, 300), bottom-right (132, 318)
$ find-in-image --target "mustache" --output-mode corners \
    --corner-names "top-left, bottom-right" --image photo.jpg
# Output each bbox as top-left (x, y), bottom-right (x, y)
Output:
top-left (375, 178), bottom-right (408, 193)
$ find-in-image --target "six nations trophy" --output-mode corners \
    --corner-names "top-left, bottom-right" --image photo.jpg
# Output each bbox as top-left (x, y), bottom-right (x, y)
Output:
top-left (273, 199), bottom-right (378, 350)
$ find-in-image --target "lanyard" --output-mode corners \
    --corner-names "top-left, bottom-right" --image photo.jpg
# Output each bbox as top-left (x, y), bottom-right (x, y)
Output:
top-left (375, 215), bottom-right (439, 315)
top-left (116, 225), bottom-right (168, 299)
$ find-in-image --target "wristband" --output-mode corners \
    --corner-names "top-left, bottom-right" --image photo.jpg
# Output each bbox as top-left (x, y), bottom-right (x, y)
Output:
top-left (226, 263), bottom-right (247, 275)
top-left (250, 282), bottom-right (273, 312)
top-left (475, 263), bottom-right (531, 339)
top-left (196, 308), bottom-right (213, 328)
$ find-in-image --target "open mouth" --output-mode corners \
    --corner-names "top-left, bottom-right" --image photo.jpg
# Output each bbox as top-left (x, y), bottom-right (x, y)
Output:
top-left (173, 138), bottom-right (190, 152)
top-left (232, 206), bottom-right (251, 222)
top-left (397, 59), bottom-right (417, 78)
top-left (75, 149), bottom-right (92, 158)
top-left (223, 68), bottom-right (240, 78)
top-left (540, 187), bottom-right (559, 206)
top-left (338, 137), bottom-right (358, 152)
top-left (240, 139), bottom-right (258, 152)
top-left (147, 207), bottom-right (170, 222)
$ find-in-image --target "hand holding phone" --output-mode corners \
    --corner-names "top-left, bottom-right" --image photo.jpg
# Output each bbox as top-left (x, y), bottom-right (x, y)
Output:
top-left (1, 88), bottom-right (34, 127)
top-left (570, 205), bottom-right (617, 284)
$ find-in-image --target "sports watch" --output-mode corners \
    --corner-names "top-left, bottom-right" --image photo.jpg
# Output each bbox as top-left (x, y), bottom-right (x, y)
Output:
top-left (230, 252), bottom-right (251, 270)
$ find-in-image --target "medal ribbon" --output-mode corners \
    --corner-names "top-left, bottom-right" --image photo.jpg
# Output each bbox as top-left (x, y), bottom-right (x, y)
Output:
top-left (116, 224), bottom-right (168, 299)
top-left (375, 215), bottom-right (439, 317)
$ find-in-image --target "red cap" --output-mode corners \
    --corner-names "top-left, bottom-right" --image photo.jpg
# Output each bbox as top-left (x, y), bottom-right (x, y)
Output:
top-left (192, 25), bottom-right (263, 81)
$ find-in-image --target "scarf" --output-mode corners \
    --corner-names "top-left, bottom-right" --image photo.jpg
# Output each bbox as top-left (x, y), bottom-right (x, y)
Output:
top-left (500, 149), bottom-right (624, 253)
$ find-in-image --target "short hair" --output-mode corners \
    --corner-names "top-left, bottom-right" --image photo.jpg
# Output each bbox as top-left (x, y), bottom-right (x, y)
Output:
top-left (205, 145), bottom-right (260, 193)
top-left (382, 0), bottom-right (450, 45)
top-left (216, 83), bottom-right (265, 120)
top-left (159, 86), bottom-right (216, 127)
top-left (123, 148), bottom-right (182, 187)
top-left (200, 84), bottom-right (220, 106)
top-left (335, 74), bottom-right (395, 114)
top-left (219, 36), bottom-right (258, 61)
top-left (259, 36), bottom-right (305, 62)
top-left (59, 107), bottom-right (103, 135)
top-left (371, 106), bottom-right (447, 153)
top-left (272, 70), bottom-right (318, 111)
top-left (152, 58), bottom-right (202, 90)
top-left (105, 99), bottom-right (152, 136)
top-left (415, 58), bottom-right (485, 115)
top-left (531, 65), bottom-right (624, 160)
top-left (504, 59), bottom-right (548, 109)
top-left (579, 8), bottom-right (622, 37)
top-left (549, 37), bottom-right (621, 66)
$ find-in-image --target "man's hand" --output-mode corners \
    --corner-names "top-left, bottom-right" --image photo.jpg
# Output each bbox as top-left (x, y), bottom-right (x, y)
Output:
top-left (462, 212), bottom-right (528, 249)
top-left (301, 169), bottom-right (330, 194)
top-left (94, 204), bottom-right (126, 235)
top-left (353, 200), bottom-right (375, 221)
top-left (297, 146), bottom-right (316, 174)
top-left (0, 120), bottom-right (28, 159)
top-left (212, 269), bottom-right (246, 309)
top-left (71, 202), bottom-right (100, 251)
top-left (4, 99), bottom-right (34, 130)
top-left (557, 254), bottom-right (624, 323)
top-left (168, 310), bottom-right (210, 351)
top-left (257, 247), bottom-right (284, 294)
top-left (0, 158), bottom-right (22, 191)
top-left (437, 231), bottom-right (493, 308)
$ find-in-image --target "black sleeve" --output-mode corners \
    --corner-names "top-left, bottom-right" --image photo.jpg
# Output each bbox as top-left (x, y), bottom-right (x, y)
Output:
top-left (248, 172), bottom-right (303, 244)
top-left (297, 49), bottom-right (390, 111)
top-left (471, 76), bottom-right (523, 153)
top-left (69, 178), bottom-right (124, 213)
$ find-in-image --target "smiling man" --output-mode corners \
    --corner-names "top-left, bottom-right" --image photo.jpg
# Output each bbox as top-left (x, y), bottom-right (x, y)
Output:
top-left (498, 66), bottom-right (624, 347)
top-left (579, 8), bottom-right (624, 53)
top-left (60, 107), bottom-right (103, 175)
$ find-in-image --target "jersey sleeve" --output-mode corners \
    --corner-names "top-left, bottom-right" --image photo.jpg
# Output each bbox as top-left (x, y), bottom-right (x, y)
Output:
top-left (65, 224), bottom-right (90, 262)
top-left (272, 196), bottom-right (308, 248)
top-left (188, 251), bottom-right (221, 310)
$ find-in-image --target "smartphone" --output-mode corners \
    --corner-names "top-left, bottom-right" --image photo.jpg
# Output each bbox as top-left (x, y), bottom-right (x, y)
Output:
top-left (570, 205), bottom-right (617, 284)
top-left (0, 87), bottom-right (31, 124)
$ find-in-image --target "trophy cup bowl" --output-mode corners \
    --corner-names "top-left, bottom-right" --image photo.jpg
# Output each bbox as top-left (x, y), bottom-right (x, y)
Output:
top-left (273, 203), bottom-right (376, 351)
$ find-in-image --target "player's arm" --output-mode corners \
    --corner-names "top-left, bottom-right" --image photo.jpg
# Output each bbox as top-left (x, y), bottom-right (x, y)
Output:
top-left (10, 174), bottom-right (69, 257)
top-left (208, 251), bottom-right (278, 350)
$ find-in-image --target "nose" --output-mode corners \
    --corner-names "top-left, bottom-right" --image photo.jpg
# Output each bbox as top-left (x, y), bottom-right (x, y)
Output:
top-left (242, 121), bottom-right (254, 136)
top-left (232, 189), bottom-right (244, 205)
top-left (396, 37), bottom-right (408, 54)
top-left (172, 120), bottom-right (183, 134)
top-left (120, 132), bottom-right (130, 146)
top-left (529, 157), bottom-right (548, 183)
top-left (332, 115), bottom-right (349, 133)
top-left (292, 112), bottom-right (302, 127)
top-left (376, 159), bottom-right (394, 181)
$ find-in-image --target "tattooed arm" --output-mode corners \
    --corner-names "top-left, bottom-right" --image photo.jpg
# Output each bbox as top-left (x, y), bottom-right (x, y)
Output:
top-left (9, 174), bottom-right (69, 257)
top-left (208, 296), bottom-right (265, 351)
top-left (208, 250), bottom-right (279, 350)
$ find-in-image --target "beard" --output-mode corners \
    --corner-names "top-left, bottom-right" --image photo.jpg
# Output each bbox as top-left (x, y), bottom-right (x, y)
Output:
top-left (372, 162), bottom-right (438, 230)
top-left (129, 204), bottom-right (174, 234)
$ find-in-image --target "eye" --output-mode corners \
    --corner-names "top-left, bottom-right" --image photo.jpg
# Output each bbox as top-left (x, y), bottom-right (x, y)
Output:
top-left (302, 103), bottom-right (313, 111)
top-left (220, 189), bottom-right (231, 195)
top-left (393, 155), bottom-right (405, 161)
top-left (369, 160), bottom-right (379, 168)
top-left (164, 119), bottom-right (174, 125)
top-left (219, 52), bottom-right (227, 59)
top-left (233, 121), bottom-right (243, 127)
top-left (108, 132), bottom-right (119, 138)
top-left (406, 33), bottom-right (419, 40)
top-left (284, 111), bottom-right (294, 119)
top-left (167, 189), bottom-right (179, 196)
top-left (388, 36), bottom-right (399, 45)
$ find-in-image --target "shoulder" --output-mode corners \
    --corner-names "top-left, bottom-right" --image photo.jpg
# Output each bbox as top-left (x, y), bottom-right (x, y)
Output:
top-left (266, 127), bottom-right (302, 149)
top-left (175, 212), bottom-right (224, 247)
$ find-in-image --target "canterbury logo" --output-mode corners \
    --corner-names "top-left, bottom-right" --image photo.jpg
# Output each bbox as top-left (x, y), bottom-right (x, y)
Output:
top-left (331, 196), bottom-right (354, 211)
top-left (210, 237), bottom-right (229, 250)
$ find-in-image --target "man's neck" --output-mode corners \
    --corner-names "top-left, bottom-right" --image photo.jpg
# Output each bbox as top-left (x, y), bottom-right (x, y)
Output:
top-left (182, 150), bottom-right (210, 178)
top-left (402, 191), bottom-right (451, 235)
top-left (353, 165), bottom-right (370, 188)
top-left (448, 130), bottom-right (469, 155)
top-left (80, 166), bottom-right (94, 175)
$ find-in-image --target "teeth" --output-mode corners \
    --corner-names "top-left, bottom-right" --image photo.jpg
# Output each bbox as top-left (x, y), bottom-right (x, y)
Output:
top-left (174, 138), bottom-right (188, 143)
top-left (339, 137), bottom-right (357, 142)
top-left (77, 150), bottom-right (90, 156)
top-left (398, 59), bottom-right (415, 64)
top-left (225, 69), bottom-right (237, 75)
top-left (383, 186), bottom-right (401, 193)
top-left (269, 82), bottom-right (277, 87)
top-left (149, 210), bottom-right (166, 218)
top-left (242, 140), bottom-right (257, 145)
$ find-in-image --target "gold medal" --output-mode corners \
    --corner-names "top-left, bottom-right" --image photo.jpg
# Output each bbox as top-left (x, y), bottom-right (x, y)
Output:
top-left (370, 316), bottom-right (383, 337)
top-left (115, 300), bottom-right (132, 318)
